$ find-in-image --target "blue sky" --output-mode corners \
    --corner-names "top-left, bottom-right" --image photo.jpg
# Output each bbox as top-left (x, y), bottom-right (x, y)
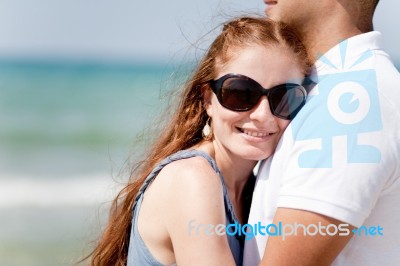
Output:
top-left (0, 0), bottom-right (398, 63)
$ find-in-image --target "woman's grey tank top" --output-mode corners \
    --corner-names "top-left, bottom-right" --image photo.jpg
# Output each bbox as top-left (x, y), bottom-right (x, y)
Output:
top-left (126, 149), bottom-right (250, 266)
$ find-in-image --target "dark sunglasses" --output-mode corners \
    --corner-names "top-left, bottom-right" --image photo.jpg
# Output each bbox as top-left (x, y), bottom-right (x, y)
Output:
top-left (207, 73), bottom-right (307, 120)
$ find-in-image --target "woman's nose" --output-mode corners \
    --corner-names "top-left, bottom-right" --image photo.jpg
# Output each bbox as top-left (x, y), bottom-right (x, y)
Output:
top-left (249, 96), bottom-right (276, 122)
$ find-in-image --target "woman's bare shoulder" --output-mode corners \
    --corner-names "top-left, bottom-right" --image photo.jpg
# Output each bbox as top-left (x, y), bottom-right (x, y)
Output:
top-left (156, 155), bottom-right (222, 193)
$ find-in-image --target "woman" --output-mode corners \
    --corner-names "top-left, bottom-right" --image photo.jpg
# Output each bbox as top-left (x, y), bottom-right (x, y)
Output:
top-left (91, 17), bottom-right (309, 265)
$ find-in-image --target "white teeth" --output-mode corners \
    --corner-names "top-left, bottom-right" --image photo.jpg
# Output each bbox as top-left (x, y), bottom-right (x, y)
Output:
top-left (243, 129), bottom-right (272, 137)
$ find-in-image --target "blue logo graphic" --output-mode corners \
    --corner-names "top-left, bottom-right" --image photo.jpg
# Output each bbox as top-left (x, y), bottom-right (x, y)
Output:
top-left (292, 40), bottom-right (383, 168)
top-left (352, 225), bottom-right (383, 236)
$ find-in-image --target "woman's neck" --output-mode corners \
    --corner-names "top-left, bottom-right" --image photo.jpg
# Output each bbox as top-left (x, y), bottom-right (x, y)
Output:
top-left (195, 141), bottom-right (257, 223)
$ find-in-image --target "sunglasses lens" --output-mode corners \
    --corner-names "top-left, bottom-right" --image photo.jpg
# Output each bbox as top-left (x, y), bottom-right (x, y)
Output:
top-left (269, 84), bottom-right (306, 119)
top-left (220, 77), bottom-right (261, 111)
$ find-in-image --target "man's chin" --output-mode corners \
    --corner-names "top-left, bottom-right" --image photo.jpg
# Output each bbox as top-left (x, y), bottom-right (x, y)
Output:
top-left (265, 3), bottom-right (279, 17)
top-left (265, 9), bottom-right (279, 21)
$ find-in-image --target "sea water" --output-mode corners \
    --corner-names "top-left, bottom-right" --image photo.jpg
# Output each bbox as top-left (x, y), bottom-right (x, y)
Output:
top-left (0, 59), bottom-right (191, 265)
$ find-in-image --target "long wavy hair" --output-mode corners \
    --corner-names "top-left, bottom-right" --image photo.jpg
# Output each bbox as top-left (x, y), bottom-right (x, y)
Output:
top-left (90, 16), bottom-right (309, 266)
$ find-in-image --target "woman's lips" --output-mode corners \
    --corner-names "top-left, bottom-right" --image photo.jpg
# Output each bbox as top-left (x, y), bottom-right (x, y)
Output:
top-left (237, 127), bottom-right (275, 138)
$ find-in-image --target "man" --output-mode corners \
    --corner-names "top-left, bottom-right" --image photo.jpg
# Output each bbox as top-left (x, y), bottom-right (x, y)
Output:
top-left (244, 0), bottom-right (400, 265)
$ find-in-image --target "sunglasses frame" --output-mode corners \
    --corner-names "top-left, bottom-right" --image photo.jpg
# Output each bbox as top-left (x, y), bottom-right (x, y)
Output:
top-left (208, 73), bottom-right (307, 120)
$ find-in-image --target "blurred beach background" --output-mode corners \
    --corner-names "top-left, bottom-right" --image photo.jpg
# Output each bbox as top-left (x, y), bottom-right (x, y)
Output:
top-left (0, 0), bottom-right (398, 265)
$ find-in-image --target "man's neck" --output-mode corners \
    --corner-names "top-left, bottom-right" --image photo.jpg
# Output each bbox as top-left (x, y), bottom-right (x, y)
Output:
top-left (301, 25), bottom-right (363, 64)
top-left (297, 9), bottom-right (369, 63)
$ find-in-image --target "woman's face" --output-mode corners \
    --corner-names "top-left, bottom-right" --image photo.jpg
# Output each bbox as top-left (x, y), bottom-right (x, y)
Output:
top-left (206, 44), bottom-right (304, 161)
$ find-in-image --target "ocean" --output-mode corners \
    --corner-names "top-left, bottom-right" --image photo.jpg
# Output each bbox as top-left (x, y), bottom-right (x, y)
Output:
top-left (0, 59), bottom-right (191, 265)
